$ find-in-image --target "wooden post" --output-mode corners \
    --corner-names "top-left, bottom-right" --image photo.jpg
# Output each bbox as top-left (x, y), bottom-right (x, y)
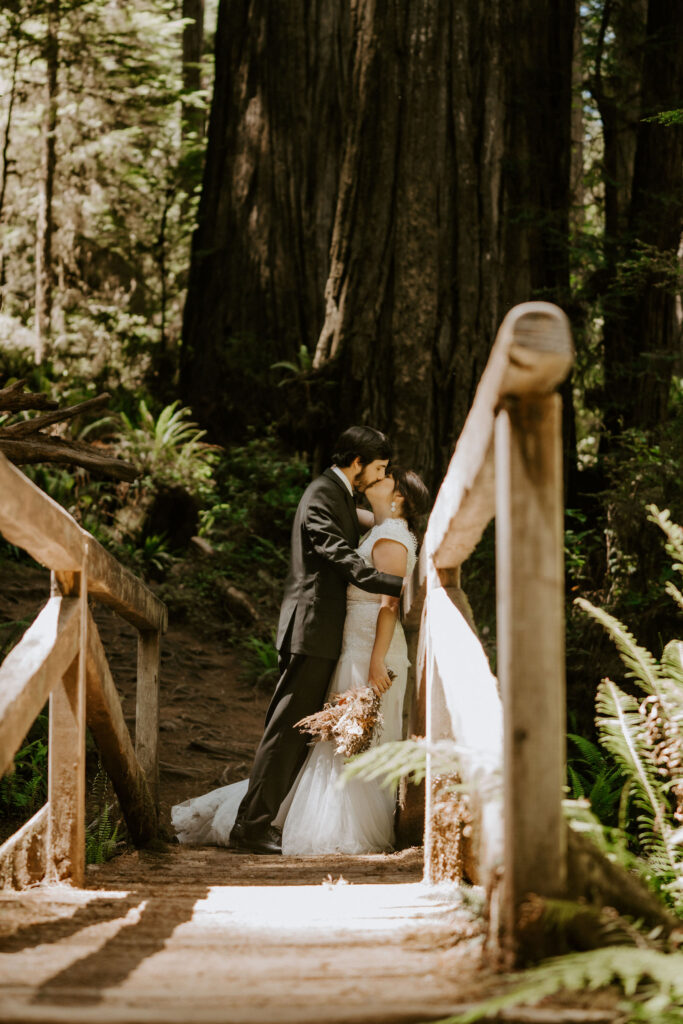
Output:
top-left (495, 395), bottom-right (566, 955)
top-left (136, 629), bottom-right (161, 809)
top-left (46, 545), bottom-right (88, 885)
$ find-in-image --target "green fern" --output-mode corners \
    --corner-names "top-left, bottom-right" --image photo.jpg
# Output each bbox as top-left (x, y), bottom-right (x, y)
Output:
top-left (596, 679), bottom-right (683, 889)
top-left (342, 738), bottom-right (501, 795)
top-left (435, 947), bottom-right (683, 1023)
top-left (118, 399), bottom-right (218, 496)
top-left (575, 597), bottom-right (663, 697)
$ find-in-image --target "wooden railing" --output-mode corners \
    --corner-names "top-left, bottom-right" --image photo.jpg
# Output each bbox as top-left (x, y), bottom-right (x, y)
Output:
top-left (0, 453), bottom-right (167, 888)
top-left (403, 300), bottom-right (574, 957)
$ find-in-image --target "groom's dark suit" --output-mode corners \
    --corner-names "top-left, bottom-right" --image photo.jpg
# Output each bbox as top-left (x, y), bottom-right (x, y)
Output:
top-left (235, 468), bottom-right (404, 839)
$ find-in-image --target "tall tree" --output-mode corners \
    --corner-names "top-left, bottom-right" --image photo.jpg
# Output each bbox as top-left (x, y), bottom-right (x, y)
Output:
top-left (181, 0), bottom-right (205, 142)
top-left (180, 0), bottom-right (352, 438)
top-left (35, 0), bottom-right (60, 362)
top-left (592, 0), bottom-right (683, 434)
top-left (182, 0), bottom-right (575, 487)
top-left (313, 0), bottom-right (575, 485)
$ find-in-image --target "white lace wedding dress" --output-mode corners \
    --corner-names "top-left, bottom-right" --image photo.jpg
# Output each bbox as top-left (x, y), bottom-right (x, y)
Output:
top-left (171, 518), bottom-right (417, 855)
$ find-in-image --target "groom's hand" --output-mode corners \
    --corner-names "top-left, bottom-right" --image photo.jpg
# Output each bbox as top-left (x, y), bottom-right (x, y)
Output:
top-left (368, 657), bottom-right (393, 696)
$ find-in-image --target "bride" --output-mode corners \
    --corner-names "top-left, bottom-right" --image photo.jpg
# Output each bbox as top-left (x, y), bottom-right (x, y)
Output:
top-left (172, 466), bottom-right (429, 855)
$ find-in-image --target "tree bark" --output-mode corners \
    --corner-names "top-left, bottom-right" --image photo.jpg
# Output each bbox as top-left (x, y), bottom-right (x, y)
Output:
top-left (601, 0), bottom-right (683, 432)
top-left (314, 0), bottom-right (574, 488)
top-left (181, 0), bottom-right (574, 489)
top-left (0, 25), bottom-right (20, 310)
top-left (181, 0), bottom-right (205, 141)
top-left (35, 0), bottom-right (60, 364)
top-left (180, 0), bottom-right (352, 439)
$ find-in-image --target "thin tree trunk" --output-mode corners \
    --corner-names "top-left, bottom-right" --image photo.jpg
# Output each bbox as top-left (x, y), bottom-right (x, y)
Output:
top-left (0, 29), bottom-right (20, 310)
top-left (181, 0), bottom-right (205, 141)
top-left (35, 0), bottom-right (60, 364)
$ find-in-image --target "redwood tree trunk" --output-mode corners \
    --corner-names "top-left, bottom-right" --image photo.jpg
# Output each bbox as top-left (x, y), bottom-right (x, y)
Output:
top-left (600, 0), bottom-right (683, 432)
top-left (314, 0), bottom-right (574, 488)
top-left (180, 0), bottom-right (352, 438)
top-left (182, 0), bottom-right (574, 490)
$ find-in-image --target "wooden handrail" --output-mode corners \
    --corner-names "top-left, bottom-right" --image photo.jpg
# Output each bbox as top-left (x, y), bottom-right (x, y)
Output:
top-left (0, 452), bottom-right (165, 888)
top-left (0, 596), bottom-right (80, 777)
top-left (425, 301), bottom-right (573, 572)
top-left (0, 454), bottom-right (167, 631)
top-left (402, 300), bottom-right (574, 961)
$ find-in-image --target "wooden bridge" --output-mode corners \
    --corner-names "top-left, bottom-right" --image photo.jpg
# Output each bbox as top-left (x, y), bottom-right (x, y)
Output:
top-left (0, 303), bottom-right (581, 1022)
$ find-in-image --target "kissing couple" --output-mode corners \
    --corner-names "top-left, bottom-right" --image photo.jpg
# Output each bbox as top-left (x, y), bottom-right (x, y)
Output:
top-left (172, 426), bottom-right (430, 856)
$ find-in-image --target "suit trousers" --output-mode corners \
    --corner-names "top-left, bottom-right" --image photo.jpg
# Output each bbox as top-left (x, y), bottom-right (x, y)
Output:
top-left (235, 650), bottom-right (337, 835)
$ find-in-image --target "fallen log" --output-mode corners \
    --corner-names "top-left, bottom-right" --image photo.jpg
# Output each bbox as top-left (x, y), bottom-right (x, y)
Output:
top-left (0, 380), bottom-right (137, 480)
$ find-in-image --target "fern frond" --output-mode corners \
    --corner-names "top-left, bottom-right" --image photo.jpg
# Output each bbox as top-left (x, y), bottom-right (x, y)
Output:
top-left (567, 732), bottom-right (605, 772)
top-left (665, 581), bottom-right (683, 615)
top-left (662, 640), bottom-right (683, 690)
top-left (576, 598), bottom-right (662, 695)
top-left (439, 947), bottom-right (683, 1024)
top-left (597, 680), bottom-right (683, 883)
top-left (648, 505), bottom-right (683, 571)
top-left (342, 738), bottom-right (500, 793)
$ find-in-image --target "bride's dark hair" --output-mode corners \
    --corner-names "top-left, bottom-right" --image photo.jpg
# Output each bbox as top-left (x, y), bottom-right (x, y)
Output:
top-left (391, 466), bottom-right (430, 537)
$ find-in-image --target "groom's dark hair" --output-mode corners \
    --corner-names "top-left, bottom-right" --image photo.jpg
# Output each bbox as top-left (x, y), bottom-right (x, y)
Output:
top-left (331, 426), bottom-right (392, 468)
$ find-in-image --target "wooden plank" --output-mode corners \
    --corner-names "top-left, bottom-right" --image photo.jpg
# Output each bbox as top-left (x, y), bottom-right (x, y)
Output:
top-left (46, 564), bottom-right (87, 886)
top-left (426, 302), bottom-right (573, 572)
top-left (0, 596), bottom-right (80, 778)
top-left (0, 453), bottom-right (167, 632)
top-left (136, 629), bottom-right (161, 808)
top-left (0, 804), bottom-right (48, 889)
top-left (85, 611), bottom-right (157, 844)
top-left (495, 395), bottom-right (566, 952)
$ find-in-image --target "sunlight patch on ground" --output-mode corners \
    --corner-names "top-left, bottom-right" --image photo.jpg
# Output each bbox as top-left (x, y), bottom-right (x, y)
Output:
top-left (183, 880), bottom-right (464, 936)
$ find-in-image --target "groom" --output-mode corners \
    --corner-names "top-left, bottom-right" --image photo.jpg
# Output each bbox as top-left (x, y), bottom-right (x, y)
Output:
top-left (230, 426), bottom-right (404, 854)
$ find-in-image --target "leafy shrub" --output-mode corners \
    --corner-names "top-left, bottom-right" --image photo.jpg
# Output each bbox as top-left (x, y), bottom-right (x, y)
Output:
top-left (117, 399), bottom-right (219, 499)
top-left (0, 712), bottom-right (48, 822)
top-left (576, 505), bottom-right (683, 913)
top-left (202, 428), bottom-right (310, 545)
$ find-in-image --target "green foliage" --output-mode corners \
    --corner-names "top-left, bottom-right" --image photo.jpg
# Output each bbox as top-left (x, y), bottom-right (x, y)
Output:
top-left (244, 634), bottom-right (279, 673)
top-left (0, 712), bottom-right (48, 820)
top-left (566, 732), bottom-right (627, 827)
top-left (642, 109), bottom-right (683, 128)
top-left (343, 737), bottom-right (501, 799)
top-left (271, 345), bottom-right (313, 384)
top-left (0, 614), bottom-right (32, 659)
top-left (203, 430), bottom-right (310, 542)
top-left (85, 765), bottom-right (123, 864)
top-left (439, 947), bottom-right (683, 1023)
top-left (118, 399), bottom-right (219, 498)
top-left (575, 508), bottom-right (683, 912)
top-left (0, 0), bottom-right (214, 370)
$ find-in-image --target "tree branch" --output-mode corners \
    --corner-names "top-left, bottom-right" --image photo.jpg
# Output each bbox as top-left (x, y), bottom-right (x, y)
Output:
top-left (0, 381), bottom-right (137, 480)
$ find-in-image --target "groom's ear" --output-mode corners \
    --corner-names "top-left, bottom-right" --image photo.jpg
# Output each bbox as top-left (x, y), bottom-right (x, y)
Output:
top-left (349, 455), bottom-right (363, 474)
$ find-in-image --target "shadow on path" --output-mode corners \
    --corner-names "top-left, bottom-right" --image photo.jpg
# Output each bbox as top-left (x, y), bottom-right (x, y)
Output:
top-left (32, 888), bottom-right (207, 1006)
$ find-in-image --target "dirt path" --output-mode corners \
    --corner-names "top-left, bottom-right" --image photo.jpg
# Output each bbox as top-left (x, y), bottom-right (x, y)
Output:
top-left (0, 560), bottom-right (271, 840)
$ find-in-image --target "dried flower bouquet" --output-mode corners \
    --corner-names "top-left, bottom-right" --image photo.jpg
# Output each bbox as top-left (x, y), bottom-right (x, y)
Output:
top-left (295, 678), bottom-right (391, 757)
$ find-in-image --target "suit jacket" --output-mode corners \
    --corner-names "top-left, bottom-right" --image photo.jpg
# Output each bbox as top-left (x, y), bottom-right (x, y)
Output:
top-left (276, 469), bottom-right (404, 659)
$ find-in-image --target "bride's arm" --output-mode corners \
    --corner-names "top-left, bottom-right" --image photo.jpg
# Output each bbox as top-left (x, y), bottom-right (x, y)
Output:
top-left (367, 538), bottom-right (408, 696)
top-left (357, 508), bottom-right (374, 531)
